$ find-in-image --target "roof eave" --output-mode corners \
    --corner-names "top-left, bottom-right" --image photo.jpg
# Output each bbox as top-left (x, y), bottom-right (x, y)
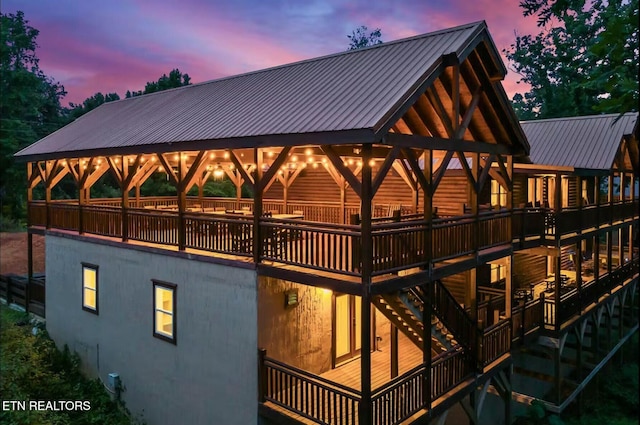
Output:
top-left (14, 128), bottom-right (377, 163)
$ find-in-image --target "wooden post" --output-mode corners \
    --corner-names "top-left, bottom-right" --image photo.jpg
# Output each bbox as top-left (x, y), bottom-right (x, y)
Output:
top-left (576, 242), bottom-right (583, 313)
top-left (390, 323), bottom-right (398, 379)
top-left (554, 345), bottom-right (562, 405)
top-left (505, 255), bottom-right (512, 318)
top-left (177, 153), bottom-right (187, 251)
top-left (360, 143), bottom-right (373, 425)
top-left (253, 148), bottom-right (264, 264)
top-left (258, 348), bottom-right (267, 403)
top-left (422, 149), bottom-right (433, 410)
top-left (117, 156), bottom-right (129, 242)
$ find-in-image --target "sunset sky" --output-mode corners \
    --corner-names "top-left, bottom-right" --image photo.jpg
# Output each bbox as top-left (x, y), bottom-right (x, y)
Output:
top-left (4, 0), bottom-right (542, 106)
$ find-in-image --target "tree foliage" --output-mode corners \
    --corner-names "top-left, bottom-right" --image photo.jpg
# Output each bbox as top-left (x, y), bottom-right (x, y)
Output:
top-left (0, 11), bottom-right (67, 218)
top-left (347, 26), bottom-right (383, 50)
top-left (505, 0), bottom-right (639, 120)
top-left (125, 68), bottom-right (191, 98)
top-left (68, 92), bottom-right (120, 120)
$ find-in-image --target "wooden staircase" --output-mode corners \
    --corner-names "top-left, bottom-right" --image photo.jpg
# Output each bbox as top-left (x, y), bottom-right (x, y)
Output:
top-left (373, 280), bottom-right (480, 363)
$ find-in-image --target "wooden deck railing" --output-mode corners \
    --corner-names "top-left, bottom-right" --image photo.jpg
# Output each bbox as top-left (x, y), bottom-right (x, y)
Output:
top-left (431, 348), bottom-right (475, 400)
top-left (82, 205), bottom-right (122, 237)
top-left (30, 200), bottom-right (636, 278)
top-left (542, 258), bottom-right (638, 330)
top-left (28, 201), bottom-right (47, 226)
top-left (511, 298), bottom-right (543, 342)
top-left (371, 219), bottom-right (428, 275)
top-left (261, 218), bottom-right (361, 275)
top-left (128, 208), bottom-right (179, 246)
top-left (0, 273), bottom-right (46, 317)
top-left (259, 350), bottom-right (361, 425)
top-left (260, 347), bottom-right (479, 425)
top-left (480, 319), bottom-right (511, 368)
top-left (430, 281), bottom-right (478, 357)
top-left (185, 212), bottom-right (254, 256)
top-left (48, 203), bottom-right (79, 230)
top-left (371, 364), bottom-right (426, 425)
top-left (546, 200), bottom-right (638, 237)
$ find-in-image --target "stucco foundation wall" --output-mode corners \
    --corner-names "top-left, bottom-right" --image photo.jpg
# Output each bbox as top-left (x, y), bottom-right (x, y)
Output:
top-left (45, 235), bottom-right (258, 425)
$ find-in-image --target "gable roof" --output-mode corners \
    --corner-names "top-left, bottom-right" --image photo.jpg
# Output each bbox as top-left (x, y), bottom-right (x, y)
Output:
top-left (520, 113), bottom-right (638, 171)
top-left (16, 21), bottom-right (524, 162)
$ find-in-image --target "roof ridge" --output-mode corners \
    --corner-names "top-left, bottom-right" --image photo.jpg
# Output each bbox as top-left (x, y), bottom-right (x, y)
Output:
top-left (106, 21), bottom-right (486, 105)
top-left (520, 112), bottom-right (638, 124)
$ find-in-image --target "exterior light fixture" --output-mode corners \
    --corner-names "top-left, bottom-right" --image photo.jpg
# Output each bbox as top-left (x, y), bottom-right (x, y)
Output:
top-left (305, 148), bottom-right (312, 156)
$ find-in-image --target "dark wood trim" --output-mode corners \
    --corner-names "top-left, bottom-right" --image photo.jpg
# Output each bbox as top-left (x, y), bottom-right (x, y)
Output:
top-left (321, 145), bottom-right (362, 199)
top-left (47, 229), bottom-right (257, 270)
top-left (152, 279), bottom-right (177, 345)
top-left (385, 133), bottom-right (513, 155)
top-left (432, 150), bottom-right (455, 196)
top-left (15, 129), bottom-right (377, 164)
top-left (81, 262), bottom-right (99, 315)
top-left (371, 145), bottom-right (400, 197)
top-left (257, 265), bottom-right (361, 295)
top-left (258, 146), bottom-right (291, 192)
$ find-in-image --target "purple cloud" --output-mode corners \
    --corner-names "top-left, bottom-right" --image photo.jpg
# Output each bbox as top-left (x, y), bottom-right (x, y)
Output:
top-left (3, 0), bottom-right (538, 105)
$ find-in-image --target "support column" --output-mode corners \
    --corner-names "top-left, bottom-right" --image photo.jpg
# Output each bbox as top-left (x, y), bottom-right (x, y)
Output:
top-left (360, 143), bottom-right (373, 425)
top-left (390, 324), bottom-right (398, 379)
top-left (253, 148), bottom-right (264, 264)
top-left (121, 157), bottom-right (129, 242)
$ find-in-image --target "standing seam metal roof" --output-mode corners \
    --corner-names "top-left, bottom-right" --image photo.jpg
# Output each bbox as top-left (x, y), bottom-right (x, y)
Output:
top-left (16, 21), bottom-right (503, 160)
top-left (520, 113), bottom-right (638, 170)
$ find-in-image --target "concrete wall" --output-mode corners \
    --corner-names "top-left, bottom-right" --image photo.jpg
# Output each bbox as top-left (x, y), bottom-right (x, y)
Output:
top-left (45, 234), bottom-right (258, 425)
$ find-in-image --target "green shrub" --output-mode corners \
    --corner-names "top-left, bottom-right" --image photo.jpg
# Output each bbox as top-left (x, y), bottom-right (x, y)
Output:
top-left (0, 305), bottom-right (139, 425)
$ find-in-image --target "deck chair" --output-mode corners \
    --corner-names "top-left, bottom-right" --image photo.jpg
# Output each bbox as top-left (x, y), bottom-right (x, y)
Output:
top-left (388, 204), bottom-right (402, 216)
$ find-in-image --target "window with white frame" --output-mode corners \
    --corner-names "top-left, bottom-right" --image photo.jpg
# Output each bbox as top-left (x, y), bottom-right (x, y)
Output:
top-left (153, 280), bottom-right (176, 343)
top-left (82, 263), bottom-right (98, 313)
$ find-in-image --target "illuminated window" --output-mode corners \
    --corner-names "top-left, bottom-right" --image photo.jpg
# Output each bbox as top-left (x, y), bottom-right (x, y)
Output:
top-left (490, 264), bottom-right (507, 283)
top-left (153, 280), bottom-right (176, 343)
top-left (82, 263), bottom-right (98, 314)
top-left (491, 180), bottom-right (507, 208)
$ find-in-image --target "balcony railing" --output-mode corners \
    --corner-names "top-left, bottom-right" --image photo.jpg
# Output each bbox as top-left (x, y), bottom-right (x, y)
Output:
top-left (28, 197), bottom-right (637, 277)
top-left (547, 200), bottom-right (638, 237)
top-left (542, 258), bottom-right (638, 330)
top-left (259, 347), bottom-right (476, 425)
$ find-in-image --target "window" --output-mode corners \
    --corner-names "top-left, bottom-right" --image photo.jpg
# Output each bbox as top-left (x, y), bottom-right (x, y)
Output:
top-left (82, 263), bottom-right (99, 314)
top-left (490, 264), bottom-right (507, 283)
top-left (153, 280), bottom-right (176, 343)
top-left (491, 180), bottom-right (507, 208)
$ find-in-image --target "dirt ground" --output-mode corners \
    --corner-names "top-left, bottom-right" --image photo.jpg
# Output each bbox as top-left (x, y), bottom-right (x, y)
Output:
top-left (0, 233), bottom-right (45, 275)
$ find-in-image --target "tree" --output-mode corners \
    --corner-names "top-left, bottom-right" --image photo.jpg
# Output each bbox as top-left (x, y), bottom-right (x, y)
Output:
top-left (125, 68), bottom-right (191, 97)
top-left (1, 11), bottom-right (67, 219)
top-left (68, 92), bottom-right (120, 120)
top-left (504, 0), bottom-right (638, 119)
top-left (347, 26), bottom-right (383, 50)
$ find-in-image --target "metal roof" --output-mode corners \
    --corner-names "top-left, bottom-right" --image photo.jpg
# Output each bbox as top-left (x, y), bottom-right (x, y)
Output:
top-left (16, 21), bottom-right (517, 162)
top-left (521, 113), bottom-right (638, 170)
